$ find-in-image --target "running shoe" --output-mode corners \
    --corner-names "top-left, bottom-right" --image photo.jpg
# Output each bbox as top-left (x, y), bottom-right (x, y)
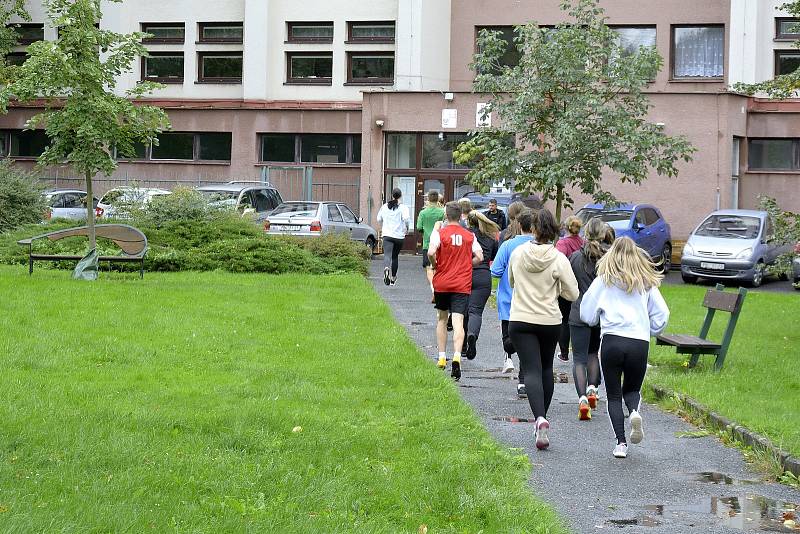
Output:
top-left (390, 278), bottom-right (396, 287)
top-left (630, 410), bottom-right (644, 444)
top-left (517, 383), bottom-right (527, 398)
top-left (502, 356), bottom-right (515, 374)
top-left (451, 359), bottom-right (461, 381)
top-left (535, 419), bottom-right (550, 450)
top-left (383, 267), bottom-right (390, 286)
top-left (586, 386), bottom-right (598, 409)
top-left (613, 442), bottom-right (628, 458)
top-left (465, 334), bottom-right (477, 360)
top-left (557, 352), bottom-right (569, 362)
top-left (578, 398), bottom-right (591, 421)
top-left (437, 356), bottom-right (447, 369)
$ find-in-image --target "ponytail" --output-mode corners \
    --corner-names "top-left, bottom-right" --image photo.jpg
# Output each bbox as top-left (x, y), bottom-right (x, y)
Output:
top-left (387, 187), bottom-right (402, 210)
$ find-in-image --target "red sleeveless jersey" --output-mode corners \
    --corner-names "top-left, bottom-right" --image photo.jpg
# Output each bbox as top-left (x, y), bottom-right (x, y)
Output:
top-left (433, 225), bottom-right (475, 294)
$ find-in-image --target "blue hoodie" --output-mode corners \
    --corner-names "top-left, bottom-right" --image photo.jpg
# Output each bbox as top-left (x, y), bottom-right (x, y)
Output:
top-left (490, 234), bottom-right (534, 321)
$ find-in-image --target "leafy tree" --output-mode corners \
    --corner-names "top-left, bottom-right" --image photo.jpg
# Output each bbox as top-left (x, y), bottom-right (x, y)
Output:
top-left (453, 0), bottom-right (695, 220)
top-left (759, 196), bottom-right (799, 284)
top-left (0, 0), bottom-right (169, 257)
top-left (0, 160), bottom-right (47, 232)
top-left (0, 0), bottom-right (29, 80)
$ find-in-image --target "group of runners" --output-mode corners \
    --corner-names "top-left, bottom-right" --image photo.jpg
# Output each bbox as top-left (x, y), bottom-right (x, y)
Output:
top-left (378, 188), bottom-right (670, 458)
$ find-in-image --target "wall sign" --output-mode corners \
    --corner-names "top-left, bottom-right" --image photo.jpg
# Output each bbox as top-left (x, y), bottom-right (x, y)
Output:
top-left (441, 109), bottom-right (458, 129)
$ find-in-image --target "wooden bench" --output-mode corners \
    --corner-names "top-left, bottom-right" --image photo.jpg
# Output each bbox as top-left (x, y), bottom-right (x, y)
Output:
top-left (656, 283), bottom-right (747, 371)
top-left (17, 224), bottom-right (148, 279)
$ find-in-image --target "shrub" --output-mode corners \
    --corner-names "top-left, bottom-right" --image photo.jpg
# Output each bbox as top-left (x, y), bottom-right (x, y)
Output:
top-left (0, 161), bottom-right (48, 232)
top-left (136, 187), bottom-right (214, 226)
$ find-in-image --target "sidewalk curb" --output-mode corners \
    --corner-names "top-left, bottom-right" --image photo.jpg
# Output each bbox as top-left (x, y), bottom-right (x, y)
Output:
top-left (649, 384), bottom-right (800, 477)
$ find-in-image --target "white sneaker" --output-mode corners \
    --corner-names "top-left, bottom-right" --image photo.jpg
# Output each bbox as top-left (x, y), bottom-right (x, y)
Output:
top-left (630, 410), bottom-right (644, 444)
top-left (613, 442), bottom-right (628, 458)
top-left (535, 418), bottom-right (550, 450)
top-left (502, 356), bottom-right (515, 374)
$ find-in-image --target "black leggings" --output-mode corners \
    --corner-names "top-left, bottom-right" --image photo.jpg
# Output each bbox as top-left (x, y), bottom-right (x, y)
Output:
top-left (558, 297), bottom-right (572, 357)
top-left (501, 320), bottom-right (525, 384)
top-left (464, 269), bottom-right (492, 339)
top-left (570, 324), bottom-right (602, 397)
top-left (382, 237), bottom-right (404, 277)
top-left (508, 322), bottom-right (561, 419)
top-left (600, 334), bottom-right (650, 444)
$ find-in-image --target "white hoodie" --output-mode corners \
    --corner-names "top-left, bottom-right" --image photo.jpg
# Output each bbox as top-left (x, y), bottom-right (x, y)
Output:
top-left (579, 278), bottom-right (669, 342)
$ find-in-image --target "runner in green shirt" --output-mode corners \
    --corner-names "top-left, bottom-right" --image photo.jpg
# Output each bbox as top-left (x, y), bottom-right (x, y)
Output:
top-left (416, 190), bottom-right (445, 296)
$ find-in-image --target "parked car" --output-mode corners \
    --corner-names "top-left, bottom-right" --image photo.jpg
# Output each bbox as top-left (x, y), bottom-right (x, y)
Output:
top-left (680, 210), bottom-right (789, 287)
top-left (97, 187), bottom-right (171, 218)
top-left (260, 201), bottom-right (378, 251)
top-left (575, 203), bottom-right (672, 272)
top-left (791, 243), bottom-right (799, 290)
top-left (196, 182), bottom-right (283, 216)
top-left (44, 189), bottom-right (98, 220)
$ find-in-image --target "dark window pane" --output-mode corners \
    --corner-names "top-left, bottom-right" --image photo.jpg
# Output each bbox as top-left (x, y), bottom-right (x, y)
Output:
top-left (386, 133), bottom-right (416, 169)
top-left (201, 54), bottom-right (242, 79)
top-left (778, 18), bottom-right (800, 38)
top-left (673, 26), bottom-right (724, 78)
top-left (290, 23), bottom-right (333, 41)
top-left (327, 204), bottom-right (343, 222)
top-left (350, 54), bottom-right (394, 81)
top-left (10, 130), bottom-right (49, 157)
top-left (152, 133), bottom-right (194, 160)
top-left (477, 26), bottom-right (521, 72)
top-left (777, 52), bottom-right (800, 75)
top-left (142, 24), bottom-right (184, 41)
top-left (261, 134), bottom-right (296, 162)
top-left (351, 135), bottom-right (362, 164)
top-left (351, 23), bottom-right (395, 40)
top-left (198, 133), bottom-right (231, 161)
top-left (339, 205), bottom-right (358, 223)
top-left (289, 54), bottom-right (332, 79)
top-left (201, 24), bottom-right (243, 41)
top-left (748, 139), bottom-right (796, 170)
top-left (117, 141), bottom-right (147, 160)
top-left (145, 55), bottom-right (184, 79)
top-left (422, 134), bottom-right (470, 169)
top-left (12, 24), bottom-right (44, 43)
top-left (614, 27), bottom-right (656, 57)
top-left (301, 134), bottom-right (347, 163)
top-left (253, 191), bottom-right (271, 212)
top-left (5, 52), bottom-right (27, 66)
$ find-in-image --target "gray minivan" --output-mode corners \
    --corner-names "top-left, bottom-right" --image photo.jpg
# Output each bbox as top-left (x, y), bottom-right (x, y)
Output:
top-left (680, 209), bottom-right (787, 287)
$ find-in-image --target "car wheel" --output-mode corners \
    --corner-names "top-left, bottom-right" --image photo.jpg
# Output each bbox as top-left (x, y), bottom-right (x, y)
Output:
top-left (750, 261), bottom-right (765, 288)
top-left (681, 273), bottom-right (697, 284)
top-left (659, 243), bottom-right (672, 274)
top-left (365, 236), bottom-right (376, 254)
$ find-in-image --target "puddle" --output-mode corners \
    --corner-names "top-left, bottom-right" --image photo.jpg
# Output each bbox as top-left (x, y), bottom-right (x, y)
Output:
top-left (467, 375), bottom-right (513, 380)
top-left (692, 471), bottom-right (756, 486)
top-left (642, 495), bottom-right (799, 532)
top-left (607, 517), bottom-right (661, 528)
top-left (492, 416), bottom-right (535, 423)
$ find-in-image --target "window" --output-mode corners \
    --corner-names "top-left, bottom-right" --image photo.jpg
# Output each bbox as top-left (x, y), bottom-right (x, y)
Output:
top-left (386, 133), bottom-right (416, 169)
top-left (327, 204), bottom-right (344, 222)
top-left (351, 136), bottom-right (362, 164)
top-left (776, 18), bottom-right (800, 40)
top-left (476, 26), bottom-right (521, 71)
top-left (287, 22), bottom-right (333, 43)
top-left (259, 134), bottom-right (360, 164)
top-left (141, 23), bottom-right (185, 43)
top-left (775, 50), bottom-right (800, 76)
top-left (347, 52), bottom-right (394, 84)
top-left (287, 52), bottom-right (332, 84)
top-left (9, 23), bottom-right (44, 45)
top-left (422, 133), bottom-right (471, 169)
top-left (198, 52), bottom-right (242, 82)
top-left (339, 204), bottom-right (358, 223)
top-left (142, 52), bottom-right (184, 83)
top-left (199, 22), bottom-right (243, 43)
top-left (613, 26), bottom-right (657, 57)
top-left (672, 25), bottom-right (724, 79)
top-left (748, 139), bottom-right (799, 170)
top-left (9, 130), bottom-right (49, 157)
top-left (116, 141), bottom-right (148, 160)
top-left (347, 21), bottom-right (395, 43)
top-left (151, 132), bottom-right (232, 161)
top-left (5, 52), bottom-right (27, 66)
top-left (643, 208), bottom-right (661, 226)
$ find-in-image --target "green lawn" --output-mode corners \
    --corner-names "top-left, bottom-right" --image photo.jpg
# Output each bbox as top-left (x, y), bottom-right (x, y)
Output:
top-left (0, 266), bottom-right (565, 533)
top-left (649, 284), bottom-right (800, 457)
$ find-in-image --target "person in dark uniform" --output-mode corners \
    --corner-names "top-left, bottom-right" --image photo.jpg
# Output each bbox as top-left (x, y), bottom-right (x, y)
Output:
top-left (484, 198), bottom-right (507, 231)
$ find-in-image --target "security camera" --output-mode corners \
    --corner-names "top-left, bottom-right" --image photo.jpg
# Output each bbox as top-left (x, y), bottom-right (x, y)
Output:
top-left (375, 119), bottom-right (385, 128)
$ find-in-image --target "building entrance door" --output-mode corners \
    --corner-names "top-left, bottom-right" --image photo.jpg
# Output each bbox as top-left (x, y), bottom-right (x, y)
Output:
top-left (411, 174), bottom-right (472, 251)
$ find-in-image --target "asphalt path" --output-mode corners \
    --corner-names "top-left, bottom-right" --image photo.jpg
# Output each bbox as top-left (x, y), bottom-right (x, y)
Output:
top-left (371, 255), bottom-right (800, 533)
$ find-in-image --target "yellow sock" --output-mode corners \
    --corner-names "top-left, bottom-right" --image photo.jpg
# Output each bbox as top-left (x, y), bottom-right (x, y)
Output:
top-left (453, 353), bottom-right (461, 363)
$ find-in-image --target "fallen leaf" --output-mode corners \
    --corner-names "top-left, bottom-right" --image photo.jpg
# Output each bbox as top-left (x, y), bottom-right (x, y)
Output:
top-left (418, 525), bottom-right (428, 534)
top-left (292, 426), bottom-right (303, 433)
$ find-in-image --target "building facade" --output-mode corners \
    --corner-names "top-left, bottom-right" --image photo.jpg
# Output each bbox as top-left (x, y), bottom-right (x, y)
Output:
top-left (2, 0), bottom-right (799, 246)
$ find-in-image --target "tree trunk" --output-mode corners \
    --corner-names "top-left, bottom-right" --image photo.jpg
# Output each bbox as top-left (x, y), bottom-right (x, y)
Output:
top-left (555, 184), bottom-right (564, 222)
top-left (85, 171), bottom-right (96, 250)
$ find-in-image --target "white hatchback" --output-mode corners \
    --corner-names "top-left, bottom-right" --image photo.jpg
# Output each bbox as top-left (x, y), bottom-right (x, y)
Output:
top-left (97, 187), bottom-right (171, 219)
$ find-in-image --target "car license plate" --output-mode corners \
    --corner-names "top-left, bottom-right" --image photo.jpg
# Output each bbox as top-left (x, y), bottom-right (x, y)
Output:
top-left (273, 225), bottom-right (301, 232)
top-left (700, 262), bottom-right (725, 270)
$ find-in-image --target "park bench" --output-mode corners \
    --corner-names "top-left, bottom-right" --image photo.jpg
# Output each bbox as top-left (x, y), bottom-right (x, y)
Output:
top-left (656, 283), bottom-right (747, 371)
top-left (17, 224), bottom-right (148, 279)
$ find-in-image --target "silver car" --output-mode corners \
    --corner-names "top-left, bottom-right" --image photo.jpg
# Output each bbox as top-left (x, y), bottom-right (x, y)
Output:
top-left (793, 243), bottom-right (800, 290)
top-left (681, 210), bottom-right (788, 287)
top-left (196, 182), bottom-right (283, 216)
top-left (97, 187), bottom-right (172, 218)
top-left (261, 201), bottom-right (378, 251)
top-left (44, 189), bottom-right (98, 220)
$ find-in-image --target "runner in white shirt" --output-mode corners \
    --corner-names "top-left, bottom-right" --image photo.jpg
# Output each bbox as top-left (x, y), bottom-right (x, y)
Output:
top-left (377, 187), bottom-right (411, 286)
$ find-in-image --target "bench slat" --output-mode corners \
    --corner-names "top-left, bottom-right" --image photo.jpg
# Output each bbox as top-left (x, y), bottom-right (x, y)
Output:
top-left (656, 333), bottom-right (721, 350)
top-left (703, 289), bottom-right (742, 313)
top-left (30, 255), bottom-right (143, 262)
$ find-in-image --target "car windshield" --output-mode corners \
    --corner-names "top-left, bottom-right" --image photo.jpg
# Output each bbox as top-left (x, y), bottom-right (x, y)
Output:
top-left (577, 209), bottom-right (632, 223)
top-left (695, 215), bottom-right (761, 239)
top-left (199, 190), bottom-right (239, 202)
top-left (271, 203), bottom-right (319, 217)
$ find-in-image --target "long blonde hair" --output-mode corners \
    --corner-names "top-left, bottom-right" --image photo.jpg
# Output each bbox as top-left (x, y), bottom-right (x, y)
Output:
top-left (467, 209), bottom-right (500, 236)
top-left (503, 201), bottom-right (526, 239)
top-left (596, 236), bottom-right (662, 293)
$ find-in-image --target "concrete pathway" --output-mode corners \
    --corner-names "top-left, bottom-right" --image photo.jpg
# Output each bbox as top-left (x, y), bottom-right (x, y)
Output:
top-left (371, 255), bottom-right (800, 533)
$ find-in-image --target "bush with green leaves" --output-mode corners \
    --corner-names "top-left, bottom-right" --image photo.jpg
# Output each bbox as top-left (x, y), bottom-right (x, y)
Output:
top-left (0, 161), bottom-right (48, 232)
top-left (759, 196), bottom-right (799, 282)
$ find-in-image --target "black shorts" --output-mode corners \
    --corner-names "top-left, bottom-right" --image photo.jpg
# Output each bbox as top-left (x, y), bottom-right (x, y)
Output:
top-left (434, 292), bottom-right (469, 315)
top-left (422, 248), bottom-right (431, 268)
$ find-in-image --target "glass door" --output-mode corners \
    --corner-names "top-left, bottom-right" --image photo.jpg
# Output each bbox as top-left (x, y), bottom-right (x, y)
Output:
top-left (414, 177), bottom-right (446, 251)
top-left (385, 174), bottom-right (417, 250)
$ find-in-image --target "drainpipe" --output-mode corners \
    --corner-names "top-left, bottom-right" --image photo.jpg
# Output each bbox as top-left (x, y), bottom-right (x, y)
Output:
top-left (716, 188), bottom-right (721, 211)
top-left (731, 177), bottom-right (739, 209)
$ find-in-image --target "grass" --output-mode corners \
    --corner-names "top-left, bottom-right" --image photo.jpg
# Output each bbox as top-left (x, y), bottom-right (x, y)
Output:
top-left (648, 284), bottom-right (800, 458)
top-left (0, 266), bottom-right (565, 533)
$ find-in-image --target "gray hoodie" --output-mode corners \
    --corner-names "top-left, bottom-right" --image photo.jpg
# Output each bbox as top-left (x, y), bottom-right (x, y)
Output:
top-left (508, 243), bottom-right (579, 325)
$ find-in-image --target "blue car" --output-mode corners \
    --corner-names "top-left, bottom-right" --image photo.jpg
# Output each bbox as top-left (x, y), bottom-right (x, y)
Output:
top-left (575, 203), bottom-right (673, 272)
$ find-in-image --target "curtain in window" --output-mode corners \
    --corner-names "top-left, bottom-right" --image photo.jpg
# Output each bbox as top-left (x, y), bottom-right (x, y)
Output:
top-left (615, 27), bottom-right (656, 57)
top-left (673, 27), bottom-right (724, 78)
